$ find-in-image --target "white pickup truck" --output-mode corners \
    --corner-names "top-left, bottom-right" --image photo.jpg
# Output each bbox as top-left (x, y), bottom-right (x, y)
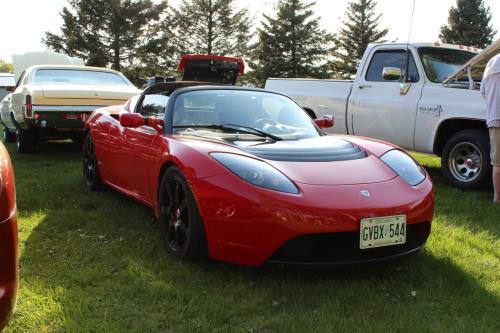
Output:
top-left (266, 40), bottom-right (500, 189)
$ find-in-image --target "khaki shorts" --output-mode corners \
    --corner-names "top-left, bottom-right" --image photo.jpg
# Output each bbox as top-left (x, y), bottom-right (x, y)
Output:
top-left (490, 128), bottom-right (500, 166)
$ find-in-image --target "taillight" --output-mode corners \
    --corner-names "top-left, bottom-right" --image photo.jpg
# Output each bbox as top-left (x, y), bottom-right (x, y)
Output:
top-left (25, 95), bottom-right (33, 118)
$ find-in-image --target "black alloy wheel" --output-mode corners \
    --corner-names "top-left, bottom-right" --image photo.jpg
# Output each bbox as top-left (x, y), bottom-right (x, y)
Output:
top-left (158, 166), bottom-right (206, 260)
top-left (83, 135), bottom-right (102, 191)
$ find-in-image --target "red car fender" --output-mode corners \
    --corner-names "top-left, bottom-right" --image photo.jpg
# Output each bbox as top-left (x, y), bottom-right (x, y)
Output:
top-left (0, 142), bottom-right (18, 330)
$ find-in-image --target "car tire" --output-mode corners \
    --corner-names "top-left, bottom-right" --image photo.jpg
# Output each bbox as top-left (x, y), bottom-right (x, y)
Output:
top-left (158, 166), bottom-right (207, 261)
top-left (441, 129), bottom-right (491, 189)
top-left (2, 127), bottom-right (16, 143)
top-left (16, 129), bottom-right (36, 153)
top-left (82, 135), bottom-right (102, 191)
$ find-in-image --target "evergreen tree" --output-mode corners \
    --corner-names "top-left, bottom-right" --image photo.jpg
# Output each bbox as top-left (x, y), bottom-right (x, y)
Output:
top-left (439, 0), bottom-right (496, 49)
top-left (171, 0), bottom-right (252, 57)
top-left (250, 0), bottom-right (333, 86)
top-left (0, 60), bottom-right (13, 74)
top-left (43, 0), bottom-right (171, 84)
top-left (330, 0), bottom-right (388, 79)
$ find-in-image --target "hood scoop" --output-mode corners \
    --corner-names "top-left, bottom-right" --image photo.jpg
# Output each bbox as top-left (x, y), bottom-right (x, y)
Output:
top-left (242, 137), bottom-right (366, 162)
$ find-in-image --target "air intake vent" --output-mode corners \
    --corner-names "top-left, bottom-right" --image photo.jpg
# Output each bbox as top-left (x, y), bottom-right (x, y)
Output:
top-left (244, 139), bottom-right (366, 162)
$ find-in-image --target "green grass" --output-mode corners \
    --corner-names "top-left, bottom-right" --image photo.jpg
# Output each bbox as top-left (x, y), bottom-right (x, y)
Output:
top-left (3, 143), bottom-right (499, 333)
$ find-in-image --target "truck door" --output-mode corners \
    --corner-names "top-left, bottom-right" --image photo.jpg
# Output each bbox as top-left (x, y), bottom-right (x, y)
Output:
top-left (350, 48), bottom-right (423, 150)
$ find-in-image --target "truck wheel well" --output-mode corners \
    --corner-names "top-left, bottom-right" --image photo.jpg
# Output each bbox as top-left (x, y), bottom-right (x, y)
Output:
top-left (303, 107), bottom-right (316, 119)
top-left (434, 119), bottom-right (487, 156)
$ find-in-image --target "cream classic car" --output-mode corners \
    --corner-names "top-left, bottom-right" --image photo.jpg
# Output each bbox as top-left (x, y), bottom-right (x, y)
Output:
top-left (1, 52), bottom-right (140, 153)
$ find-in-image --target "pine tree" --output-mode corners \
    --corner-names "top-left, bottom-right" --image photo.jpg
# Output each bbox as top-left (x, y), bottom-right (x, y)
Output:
top-left (171, 0), bottom-right (252, 57)
top-left (0, 60), bottom-right (13, 74)
top-left (43, 0), bottom-right (170, 84)
top-left (439, 0), bottom-right (496, 49)
top-left (330, 0), bottom-right (388, 79)
top-left (250, 0), bottom-right (333, 86)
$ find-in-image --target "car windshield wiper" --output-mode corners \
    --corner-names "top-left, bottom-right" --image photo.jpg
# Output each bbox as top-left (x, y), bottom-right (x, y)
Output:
top-left (174, 124), bottom-right (283, 141)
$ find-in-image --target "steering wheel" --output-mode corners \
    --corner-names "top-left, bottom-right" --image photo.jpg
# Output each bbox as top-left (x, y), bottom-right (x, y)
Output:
top-left (252, 118), bottom-right (278, 128)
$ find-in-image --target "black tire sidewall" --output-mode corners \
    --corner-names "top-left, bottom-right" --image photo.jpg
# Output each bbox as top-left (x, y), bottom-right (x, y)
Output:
top-left (4, 128), bottom-right (15, 143)
top-left (158, 166), bottom-right (206, 261)
top-left (83, 135), bottom-right (102, 191)
top-left (16, 129), bottom-right (36, 153)
top-left (441, 129), bottom-right (491, 189)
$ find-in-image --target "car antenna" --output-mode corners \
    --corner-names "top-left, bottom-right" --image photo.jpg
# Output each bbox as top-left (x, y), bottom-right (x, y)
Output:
top-left (403, 0), bottom-right (416, 84)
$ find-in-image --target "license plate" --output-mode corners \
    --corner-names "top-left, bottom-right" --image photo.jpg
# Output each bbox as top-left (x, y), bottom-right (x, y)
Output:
top-left (360, 215), bottom-right (406, 249)
top-left (65, 114), bottom-right (79, 120)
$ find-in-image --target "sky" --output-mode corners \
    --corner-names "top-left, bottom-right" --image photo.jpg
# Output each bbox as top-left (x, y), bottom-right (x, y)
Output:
top-left (0, 0), bottom-right (499, 62)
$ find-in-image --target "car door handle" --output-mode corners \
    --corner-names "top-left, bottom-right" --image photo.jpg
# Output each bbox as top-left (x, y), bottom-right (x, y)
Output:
top-left (358, 85), bottom-right (372, 89)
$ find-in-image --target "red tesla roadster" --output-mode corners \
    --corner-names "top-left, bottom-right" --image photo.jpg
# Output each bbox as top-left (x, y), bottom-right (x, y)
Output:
top-left (0, 142), bottom-right (17, 330)
top-left (83, 82), bottom-right (434, 266)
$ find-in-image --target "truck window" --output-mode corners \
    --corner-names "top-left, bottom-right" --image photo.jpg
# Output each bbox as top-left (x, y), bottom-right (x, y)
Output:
top-left (417, 47), bottom-right (476, 83)
top-left (365, 50), bottom-right (419, 82)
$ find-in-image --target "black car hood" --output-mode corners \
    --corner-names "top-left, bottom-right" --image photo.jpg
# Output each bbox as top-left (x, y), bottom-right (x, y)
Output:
top-left (178, 132), bottom-right (366, 162)
top-left (240, 136), bottom-right (366, 162)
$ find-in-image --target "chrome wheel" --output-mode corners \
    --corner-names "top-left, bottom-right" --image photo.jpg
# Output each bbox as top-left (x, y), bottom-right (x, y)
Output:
top-left (448, 142), bottom-right (483, 183)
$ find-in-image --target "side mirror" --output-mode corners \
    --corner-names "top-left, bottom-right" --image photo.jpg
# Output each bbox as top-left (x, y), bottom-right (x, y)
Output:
top-left (6, 86), bottom-right (14, 92)
top-left (314, 115), bottom-right (334, 129)
top-left (119, 113), bottom-right (164, 132)
top-left (382, 67), bottom-right (402, 81)
top-left (120, 113), bottom-right (145, 128)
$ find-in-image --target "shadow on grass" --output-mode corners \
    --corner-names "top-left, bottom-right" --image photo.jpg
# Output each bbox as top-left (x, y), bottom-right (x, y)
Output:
top-left (6, 141), bottom-right (500, 332)
top-left (424, 165), bottom-right (499, 238)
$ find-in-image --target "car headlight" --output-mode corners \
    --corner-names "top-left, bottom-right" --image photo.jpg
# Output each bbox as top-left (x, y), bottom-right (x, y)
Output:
top-left (210, 153), bottom-right (299, 194)
top-left (380, 150), bottom-right (426, 186)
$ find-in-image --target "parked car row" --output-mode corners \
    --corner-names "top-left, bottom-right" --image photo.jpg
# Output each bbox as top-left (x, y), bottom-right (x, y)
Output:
top-left (14, 43), bottom-right (500, 327)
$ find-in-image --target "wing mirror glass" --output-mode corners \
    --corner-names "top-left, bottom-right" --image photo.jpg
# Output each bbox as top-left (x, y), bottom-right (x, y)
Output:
top-left (382, 67), bottom-right (402, 81)
top-left (314, 115), bottom-right (334, 129)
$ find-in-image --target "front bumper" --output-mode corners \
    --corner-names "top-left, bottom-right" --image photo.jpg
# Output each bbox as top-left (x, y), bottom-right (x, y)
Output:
top-left (192, 173), bottom-right (435, 266)
top-left (0, 210), bottom-right (18, 330)
top-left (267, 221), bottom-right (430, 265)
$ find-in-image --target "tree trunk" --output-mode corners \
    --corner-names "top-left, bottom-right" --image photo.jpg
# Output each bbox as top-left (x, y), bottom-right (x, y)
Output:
top-left (207, 0), bottom-right (213, 54)
top-left (113, 35), bottom-right (121, 71)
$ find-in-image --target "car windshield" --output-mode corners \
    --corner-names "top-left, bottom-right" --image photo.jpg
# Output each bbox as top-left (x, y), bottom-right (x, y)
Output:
top-left (33, 69), bottom-right (130, 86)
top-left (172, 89), bottom-right (321, 140)
top-left (418, 47), bottom-right (476, 83)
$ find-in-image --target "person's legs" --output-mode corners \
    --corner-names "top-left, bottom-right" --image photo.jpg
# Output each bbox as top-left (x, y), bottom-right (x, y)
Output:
top-left (494, 166), bottom-right (500, 203)
top-left (490, 128), bottom-right (500, 203)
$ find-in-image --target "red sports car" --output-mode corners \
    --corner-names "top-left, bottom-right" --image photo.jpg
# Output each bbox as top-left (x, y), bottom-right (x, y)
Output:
top-left (83, 82), bottom-right (434, 266)
top-left (0, 142), bottom-right (18, 330)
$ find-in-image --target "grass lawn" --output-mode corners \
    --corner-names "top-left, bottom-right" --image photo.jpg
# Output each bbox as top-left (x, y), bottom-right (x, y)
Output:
top-left (3, 142), bottom-right (499, 333)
